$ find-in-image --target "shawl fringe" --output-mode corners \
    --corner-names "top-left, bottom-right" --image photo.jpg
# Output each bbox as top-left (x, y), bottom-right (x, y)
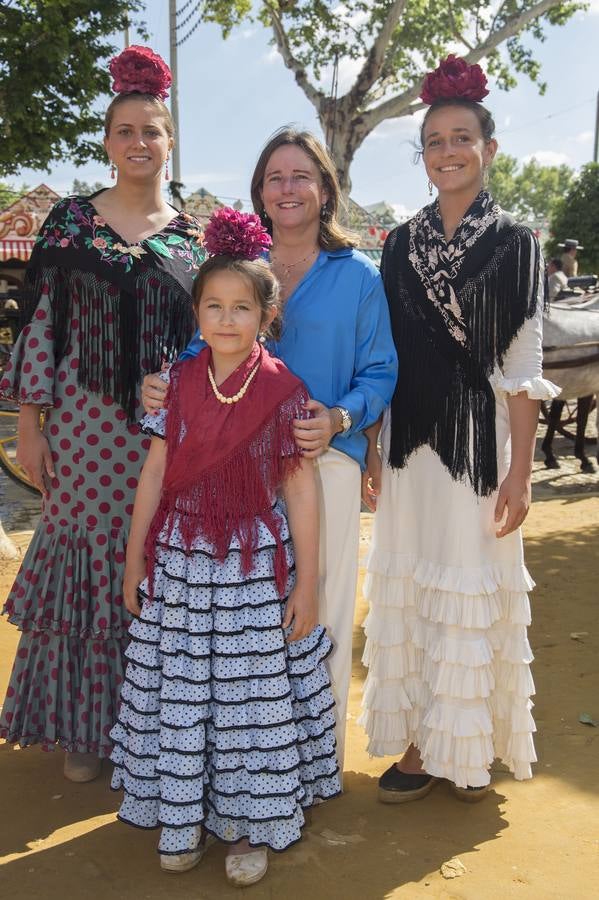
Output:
top-left (384, 204), bottom-right (542, 496)
top-left (145, 379), bottom-right (307, 599)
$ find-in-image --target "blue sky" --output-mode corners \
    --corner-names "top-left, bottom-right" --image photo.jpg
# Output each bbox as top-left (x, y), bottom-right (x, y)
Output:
top-left (14, 1), bottom-right (599, 218)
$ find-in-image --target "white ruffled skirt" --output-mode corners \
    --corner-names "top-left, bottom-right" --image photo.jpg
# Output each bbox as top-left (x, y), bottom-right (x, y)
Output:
top-left (359, 377), bottom-right (559, 788)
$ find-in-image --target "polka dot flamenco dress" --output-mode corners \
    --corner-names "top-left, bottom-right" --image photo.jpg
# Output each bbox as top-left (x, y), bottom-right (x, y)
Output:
top-left (0, 194), bottom-right (202, 757)
top-left (110, 407), bottom-right (341, 855)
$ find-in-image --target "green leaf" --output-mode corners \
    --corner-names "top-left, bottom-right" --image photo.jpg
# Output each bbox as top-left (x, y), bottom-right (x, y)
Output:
top-left (145, 238), bottom-right (173, 259)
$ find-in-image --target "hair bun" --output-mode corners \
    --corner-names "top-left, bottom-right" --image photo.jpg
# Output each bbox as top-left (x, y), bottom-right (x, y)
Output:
top-left (420, 54), bottom-right (489, 105)
top-left (109, 45), bottom-right (172, 100)
top-left (204, 207), bottom-right (272, 260)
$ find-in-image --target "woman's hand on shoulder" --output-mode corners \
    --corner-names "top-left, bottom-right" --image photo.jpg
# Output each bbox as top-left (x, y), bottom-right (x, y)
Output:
top-left (123, 557), bottom-right (147, 616)
top-left (293, 399), bottom-right (340, 458)
top-left (17, 408), bottom-right (54, 498)
top-left (141, 371), bottom-right (168, 415)
top-left (361, 444), bottom-right (382, 512)
top-left (283, 585), bottom-right (318, 642)
top-left (494, 470), bottom-right (531, 538)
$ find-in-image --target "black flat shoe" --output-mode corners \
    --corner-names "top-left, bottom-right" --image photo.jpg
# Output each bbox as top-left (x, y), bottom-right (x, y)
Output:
top-left (451, 783), bottom-right (490, 803)
top-left (378, 763), bottom-right (440, 804)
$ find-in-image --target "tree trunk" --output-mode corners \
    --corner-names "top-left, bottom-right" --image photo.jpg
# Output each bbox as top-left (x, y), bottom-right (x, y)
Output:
top-left (319, 103), bottom-right (370, 204)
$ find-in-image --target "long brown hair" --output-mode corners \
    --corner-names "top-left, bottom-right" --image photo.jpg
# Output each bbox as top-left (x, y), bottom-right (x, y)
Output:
top-left (250, 127), bottom-right (358, 251)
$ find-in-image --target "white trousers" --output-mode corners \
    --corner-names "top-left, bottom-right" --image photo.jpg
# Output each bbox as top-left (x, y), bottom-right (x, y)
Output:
top-left (313, 447), bottom-right (362, 774)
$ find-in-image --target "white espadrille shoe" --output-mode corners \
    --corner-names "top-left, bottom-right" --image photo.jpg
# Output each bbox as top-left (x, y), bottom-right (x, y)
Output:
top-left (160, 831), bottom-right (214, 873)
top-left (225, 848), bottom-right (268, 887)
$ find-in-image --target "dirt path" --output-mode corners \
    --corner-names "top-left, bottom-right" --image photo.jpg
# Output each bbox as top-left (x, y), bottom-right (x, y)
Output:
top-left (1, 497), bottom-right (598, 899)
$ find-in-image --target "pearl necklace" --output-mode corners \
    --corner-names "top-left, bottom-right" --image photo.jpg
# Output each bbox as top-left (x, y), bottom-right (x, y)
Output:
top-left (208, 361), bottom-right (259, 404)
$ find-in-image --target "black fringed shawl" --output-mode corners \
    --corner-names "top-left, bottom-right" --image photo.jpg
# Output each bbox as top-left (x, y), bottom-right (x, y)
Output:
top-left (18, 192), bottom-right (204, 421)
top-left (382, 191), bottom-right (542, 496)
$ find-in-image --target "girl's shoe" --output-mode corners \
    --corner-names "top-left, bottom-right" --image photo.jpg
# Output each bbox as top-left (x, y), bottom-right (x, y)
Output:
top-left (160, 831), bottom-right (214, 873)
top-left (378, 763), bottom-right (439, 803)
top-left (451, 783), bottom-right (490, 803)
top-left (225, 847), bottom-right (268, 887)
top-left (63, 752), bottom-right (102, 783)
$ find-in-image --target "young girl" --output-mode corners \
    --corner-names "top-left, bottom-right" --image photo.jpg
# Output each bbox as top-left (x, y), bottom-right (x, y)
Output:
top-left (110, 208), bottom-right (340, 887)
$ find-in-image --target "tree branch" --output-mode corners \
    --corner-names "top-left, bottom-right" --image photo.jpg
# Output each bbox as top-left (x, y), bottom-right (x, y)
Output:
top-left (361, 0), bottom-right (562, 131)
top-left (348, 0), bottom-right (408, 102)
top-left (446, 0), bottom-right (474, 51)
top-left (264, 1), bottom-right (324, 112)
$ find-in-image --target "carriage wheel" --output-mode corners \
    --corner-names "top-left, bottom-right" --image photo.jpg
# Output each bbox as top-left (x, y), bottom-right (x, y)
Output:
top-left (0, 409), bottom-right (39, 493)
top-left (539, 398), bottom-right (597, 444)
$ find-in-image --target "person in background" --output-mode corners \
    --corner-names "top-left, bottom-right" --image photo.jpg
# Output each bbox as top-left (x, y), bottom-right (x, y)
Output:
top-left (547, 257), bottom-right (568, 300)
top-left (558, 238), bottom-right (583, 278)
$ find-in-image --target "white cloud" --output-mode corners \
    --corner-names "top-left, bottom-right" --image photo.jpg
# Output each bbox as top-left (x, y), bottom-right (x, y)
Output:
top-left (261, 46), bottom-right (281, 65)
top-left (573, 130), bottom-right (593, 144)
top-left (522, 150), bottom-right (571, 166)
top-left (391, 202), bottom-right (418, 222)
top-left (503, 115), bottom-right (512, 128)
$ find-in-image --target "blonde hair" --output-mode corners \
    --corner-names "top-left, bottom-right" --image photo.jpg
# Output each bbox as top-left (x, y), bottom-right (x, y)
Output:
top-left (104, 92), bottom-right (175, 138)
top-left (250, 127), bottom-right (358, 251)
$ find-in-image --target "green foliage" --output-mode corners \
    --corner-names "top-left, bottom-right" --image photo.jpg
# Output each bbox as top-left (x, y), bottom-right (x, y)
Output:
top-left (489, 153), bottom-right (575, 223)
top-left (0, 181), bottom-right (28, 209)
top-left (0, 1), bottom-right (144, 176)
top-left (547, 163), bottom-right (599, 273)
top-left (71, 179), bottom-right (106, 196)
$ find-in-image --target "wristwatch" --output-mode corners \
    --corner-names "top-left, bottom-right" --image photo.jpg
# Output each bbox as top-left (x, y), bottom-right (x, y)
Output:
top-left (334, 406), bottom-right (352, 434)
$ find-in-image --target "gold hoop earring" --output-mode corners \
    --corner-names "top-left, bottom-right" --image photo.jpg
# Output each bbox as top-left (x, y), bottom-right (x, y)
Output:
top-left (428, 179), bottom-right (433, 197)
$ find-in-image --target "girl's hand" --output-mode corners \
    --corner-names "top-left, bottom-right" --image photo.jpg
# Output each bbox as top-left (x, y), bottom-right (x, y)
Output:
top-left (494, 470), bottom-right (531, 538)
top-left (141, 372), bottom-right (168, 415)
top-left (123, 558), bottom-right (147, 616)
top-left (16, 421), bottom-right (55, 498)
top-left (282, 586), bottom-right (318, 642)
top-left (361, 445), bottom-right (382, 512)
top-left (293, 400), bottom-right (340, 458)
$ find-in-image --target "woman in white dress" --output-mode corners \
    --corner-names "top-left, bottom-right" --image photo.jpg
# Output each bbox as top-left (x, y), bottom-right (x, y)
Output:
top-left (359, 55), bottom-right (560, 801)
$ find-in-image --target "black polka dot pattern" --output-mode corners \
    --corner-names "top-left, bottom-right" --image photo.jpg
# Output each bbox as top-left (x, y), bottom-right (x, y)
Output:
top-left (110, 499), bottom-right (340, 853)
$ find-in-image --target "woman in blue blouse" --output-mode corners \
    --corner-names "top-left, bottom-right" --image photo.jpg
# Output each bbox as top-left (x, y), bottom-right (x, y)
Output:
top-left (143, 127), bottom-right (397, 772)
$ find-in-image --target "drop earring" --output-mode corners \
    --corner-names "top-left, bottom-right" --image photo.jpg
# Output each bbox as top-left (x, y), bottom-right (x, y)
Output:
top-left (258, 333), bottom-right (266, 344)
top-left (110, 161), bottom-right (116, 180)
top-left (427, 179), bottom-right (433, 197)
top-left (482, 166), bottom-right (489, 189)
top-left (165, 156), bottom-right (170, 181)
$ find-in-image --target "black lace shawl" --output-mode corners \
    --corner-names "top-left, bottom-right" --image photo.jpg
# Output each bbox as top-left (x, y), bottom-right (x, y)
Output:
top-left (382, 191), bottom-right (542, 496)
top-left (18, 192), bottom-right (204, 421)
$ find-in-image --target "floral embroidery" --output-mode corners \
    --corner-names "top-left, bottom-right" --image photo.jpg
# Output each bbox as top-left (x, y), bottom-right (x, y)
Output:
top-left (408, 191), bottom-right (501, 347)
top-left (35, 197), bottom-right (205, 274)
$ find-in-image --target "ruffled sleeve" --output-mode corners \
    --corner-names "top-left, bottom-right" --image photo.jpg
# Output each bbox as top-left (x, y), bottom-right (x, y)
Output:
top-left (491, 276), bottom-right (561, 401)
top-left (0, 287), bottom-right (55, 406)
top-left (139, 368), bottom-right (170, 438)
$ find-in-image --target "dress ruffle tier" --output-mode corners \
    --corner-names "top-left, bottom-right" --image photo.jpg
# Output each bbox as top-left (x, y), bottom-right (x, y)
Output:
top-left (110, 511), bottom-right (340, 854)
top-left (358, 547), bottom-right (537, 787)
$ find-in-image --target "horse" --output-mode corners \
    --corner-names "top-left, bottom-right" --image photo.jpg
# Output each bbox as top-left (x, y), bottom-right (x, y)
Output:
top-left (541, 292), bottom-right (599, 472)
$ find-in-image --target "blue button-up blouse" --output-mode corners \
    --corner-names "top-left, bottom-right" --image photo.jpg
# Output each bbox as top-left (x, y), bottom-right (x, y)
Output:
top-left (181, 247), bottom-right (398, 468)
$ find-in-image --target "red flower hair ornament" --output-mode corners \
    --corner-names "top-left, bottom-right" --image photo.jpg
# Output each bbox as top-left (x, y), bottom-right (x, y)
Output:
top-left (420, 55), bottom-right (489, 105)
top-left (109, 45), bottom-right (172, 101)
top-left (203, 207), bottom-right (272, 260)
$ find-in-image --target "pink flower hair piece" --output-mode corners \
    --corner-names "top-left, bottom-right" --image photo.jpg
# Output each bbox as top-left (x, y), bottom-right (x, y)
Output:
top-left (420, 54), bottom-right (489, 105)
top-left (203, 207), bottom-right (272, 260)
top-left (109, 45), bottom-right (172, 101)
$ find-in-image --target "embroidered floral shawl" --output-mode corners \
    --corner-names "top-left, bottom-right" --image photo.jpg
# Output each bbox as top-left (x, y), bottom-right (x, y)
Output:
top-left (382, 191), bottom-right (542, 496)
top-left (18, 191), bottom-right (205, 421)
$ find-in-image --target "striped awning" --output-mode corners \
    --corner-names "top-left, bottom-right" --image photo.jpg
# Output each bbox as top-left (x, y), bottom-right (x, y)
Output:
top-left (0, 239), bottom-right (35, 262)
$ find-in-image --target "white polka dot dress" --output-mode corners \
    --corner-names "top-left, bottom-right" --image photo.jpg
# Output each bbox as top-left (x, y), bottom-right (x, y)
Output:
top-left (110, 408), bottom-right (340, 854)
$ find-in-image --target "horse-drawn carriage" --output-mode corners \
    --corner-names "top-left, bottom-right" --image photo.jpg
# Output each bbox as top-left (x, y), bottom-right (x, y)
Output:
top-left (541, 277), bottom-right (599, 472)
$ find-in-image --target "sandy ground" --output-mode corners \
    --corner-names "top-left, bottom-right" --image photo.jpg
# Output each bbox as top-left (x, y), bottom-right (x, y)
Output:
top-left (0, 486), bottom-right (598, 898)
